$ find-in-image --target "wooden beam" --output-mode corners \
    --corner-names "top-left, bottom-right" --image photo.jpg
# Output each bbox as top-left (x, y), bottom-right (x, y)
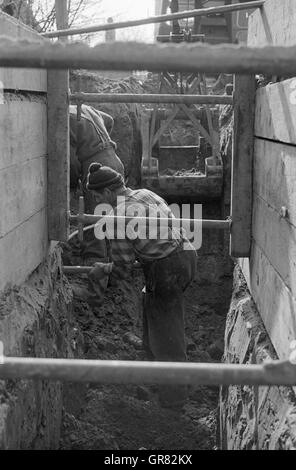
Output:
top-left (0, 209), bottom-right (47, 292)
top-left (246, 241), bottom-right (296, 360)
top-left (47, 0), bottom-right (69, 241)
top-left (230, 75), bottom-right (256, 257)
top-left (0, 12), bottom-right (46, 92)
top-left (2, 40), bottom-right (296, 75)
top-left (255, 78), bottom-right (296, 145)
top-left (248, 0), bottom-right (296, 47)
top-left (0, 101), bottom-right (47, 170)
top-left (0, 157), bottom-right (46, 238)
top-left (252, 193), bottom-right (296, 300)
top-left (253, 138), bottom-right (296, 229)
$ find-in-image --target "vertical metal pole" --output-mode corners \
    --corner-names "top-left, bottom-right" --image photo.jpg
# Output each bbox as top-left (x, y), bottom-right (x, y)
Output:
top-left (48, 0), bottom-right (70, 241)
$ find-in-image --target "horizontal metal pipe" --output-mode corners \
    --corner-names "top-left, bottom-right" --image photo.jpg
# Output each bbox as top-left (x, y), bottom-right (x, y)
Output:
top-left (0, 40), bottom-right (295, 75)
top-left (0, 357), bottom-right (295, 386)
top-left (71, 92), bottom-right (232, 105)
top-left (63, 263), bottom-right (141, 274)
top-left (42, 1), bottom-right (264, 38)
top-left (69, 214), bottom-right (231, 230)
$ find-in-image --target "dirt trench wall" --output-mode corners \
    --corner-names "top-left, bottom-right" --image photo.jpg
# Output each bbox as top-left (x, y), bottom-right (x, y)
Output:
top-left (219, 266), bottom-right (296, 450)
top-left (0, 247), bottom-right (76, 449)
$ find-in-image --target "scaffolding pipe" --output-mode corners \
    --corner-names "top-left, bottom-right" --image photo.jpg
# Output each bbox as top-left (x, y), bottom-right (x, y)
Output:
top-left (0, 358), bottom-right (295, 386)
top-left (42, 1), bottom-right (264, 38)
top-left (69, 214), bottom-right (231, 230)
top-left (63, 263), bottom-right (141, 274)
top-left (0, 40), bottom-right (294, 76)
top-left (70, 93), bottom-right (233, 105)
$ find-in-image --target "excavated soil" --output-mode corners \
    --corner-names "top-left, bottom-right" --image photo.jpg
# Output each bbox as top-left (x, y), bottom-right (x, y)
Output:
top-left (60, 268), bottom-right (226, 450)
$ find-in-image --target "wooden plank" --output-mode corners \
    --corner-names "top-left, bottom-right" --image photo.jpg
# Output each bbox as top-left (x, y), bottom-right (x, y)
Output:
top-left (248, 0), bottom-right (296, 47)
top-left (252, 193), bottom-right (296, 299)
top-left (230, 74), bottom-right (256, 257)
top-left (0, 101), bottom-right (47, 170)
top-left (253, 138), bottom-right (296, 228)
top-left (255, 78), bottom-right (296, 145)
top-left (47, 0), bottom-right (69, 241)
top-left (247, 241), bottom-right (296, 360)
top-left (0, 157), bottom-right (46, 238)
top-left (0, 11), bottom-right (47, 92)
top-left (0, 209), bottom-right (48, 292)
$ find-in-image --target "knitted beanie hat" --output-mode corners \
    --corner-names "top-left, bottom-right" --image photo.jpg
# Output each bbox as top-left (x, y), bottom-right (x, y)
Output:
top-left (86, 163), bottom-right (124, 191)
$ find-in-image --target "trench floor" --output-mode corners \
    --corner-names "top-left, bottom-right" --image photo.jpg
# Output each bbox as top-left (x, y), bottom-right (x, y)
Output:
top-left (59, 269), bottom-right (228, 450)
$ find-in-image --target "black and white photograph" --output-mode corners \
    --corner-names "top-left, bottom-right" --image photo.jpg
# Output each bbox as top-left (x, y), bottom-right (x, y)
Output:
top-left (0, 0), bottom-right (295, 455)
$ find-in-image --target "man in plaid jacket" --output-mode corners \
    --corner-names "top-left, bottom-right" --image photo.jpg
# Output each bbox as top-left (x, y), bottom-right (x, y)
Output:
top-left (85, 162), bottom-right (197, 409)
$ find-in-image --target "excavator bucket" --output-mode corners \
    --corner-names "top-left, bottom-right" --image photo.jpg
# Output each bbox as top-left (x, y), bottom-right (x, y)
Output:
top-left (140, 112), bottom-right (223, 201)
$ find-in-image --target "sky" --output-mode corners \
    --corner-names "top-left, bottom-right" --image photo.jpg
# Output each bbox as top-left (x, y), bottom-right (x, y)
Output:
top-left (80, 0), bottom-right (157, 44)
top-left (98, 0), bottom-right (155, 19)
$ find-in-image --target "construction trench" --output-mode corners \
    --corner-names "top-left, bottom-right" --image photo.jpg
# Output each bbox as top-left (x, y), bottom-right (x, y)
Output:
top-left (58, 72), bottom-right (233, 451)
top-left (1, 0), bottom-right (296, 452)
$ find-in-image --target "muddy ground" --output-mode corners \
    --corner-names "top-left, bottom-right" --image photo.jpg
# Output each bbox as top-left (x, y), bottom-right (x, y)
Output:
top-left (59, 261), bottom-right (228, 450)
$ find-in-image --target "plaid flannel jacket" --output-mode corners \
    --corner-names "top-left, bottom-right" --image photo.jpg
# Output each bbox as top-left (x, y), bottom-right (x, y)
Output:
top-left (104, 188), bottom-right (187, 270)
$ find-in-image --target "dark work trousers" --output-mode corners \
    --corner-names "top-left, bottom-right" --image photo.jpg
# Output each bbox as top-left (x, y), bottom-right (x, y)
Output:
top-left (142, 246), bottom-right (197, 406)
